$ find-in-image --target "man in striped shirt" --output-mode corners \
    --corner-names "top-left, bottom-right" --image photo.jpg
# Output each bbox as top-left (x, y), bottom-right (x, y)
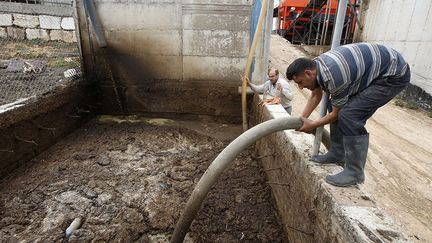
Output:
top-left (286, 43), bottom-right (410, 187)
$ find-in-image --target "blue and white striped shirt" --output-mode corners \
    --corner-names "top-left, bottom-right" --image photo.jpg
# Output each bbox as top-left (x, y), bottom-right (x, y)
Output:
top-left (314, 43), bottom-right (408, 107)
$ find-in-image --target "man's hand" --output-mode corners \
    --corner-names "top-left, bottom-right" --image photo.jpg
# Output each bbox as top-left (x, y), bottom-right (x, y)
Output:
top-left (296, 117), bottom-right (317, 133)
top-left (245, 77), bottom-right (251, 86)
top-left (265, 96), bottom-right (280, 105)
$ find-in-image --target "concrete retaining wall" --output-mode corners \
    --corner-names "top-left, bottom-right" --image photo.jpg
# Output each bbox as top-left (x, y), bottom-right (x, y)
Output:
top-left (76, 0), bottom-right (273, 120)
top-left (0, 81), bottom-right (92, 179)
top-left (0, 12), bottom-right (76, 43)
top-left (250, 94), bottom-right (407, 242)
top-left (354, 0), bottom-right (432, 96)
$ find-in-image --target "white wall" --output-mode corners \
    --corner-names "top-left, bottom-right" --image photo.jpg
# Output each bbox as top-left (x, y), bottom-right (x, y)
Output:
top-left (355, 0), bottom-right (432, 95)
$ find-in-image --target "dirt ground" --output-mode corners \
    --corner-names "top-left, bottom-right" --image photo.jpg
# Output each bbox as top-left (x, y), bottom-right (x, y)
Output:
top-left (269, 34), bottom-right (432, 242)
top-left (0, 116), bottom-right (286, 242)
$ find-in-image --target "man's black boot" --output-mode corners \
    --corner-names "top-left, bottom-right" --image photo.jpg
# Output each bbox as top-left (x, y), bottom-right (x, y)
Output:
top-left (325, 134), bottom-right (369, 187)
top-left (311, 123), bottom-right (345, 166)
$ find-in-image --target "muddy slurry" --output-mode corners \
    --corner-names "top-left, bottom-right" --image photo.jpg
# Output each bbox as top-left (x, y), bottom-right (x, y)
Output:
top-left (0, 117), bottom-right (287, 242)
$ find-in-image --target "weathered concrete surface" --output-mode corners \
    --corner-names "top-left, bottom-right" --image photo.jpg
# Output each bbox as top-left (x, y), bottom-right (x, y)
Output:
top-left (6, 27), bottom-right (25, 40)
top-left (50, 29), bottom-right (75, 43)
top-left (0, 2), bottom-right (73, 17)
top-left (0, 11), bottom-right (77, 42)
top-left (250, 94), bottom-right (407, 242)
top-left (183, 56), bottom-right (245, 81)
top-left (76, 0), bottom-right (273, 119)
top-left (0, 13), bottom-right (12, 26)
top-left (103, 30), bottom-right (182, 56)
top-left (183, 30), bottom-right (249, 57)
top-left (39, 15), bottom-right (62, 30)
top-left (26, 28), bottom-right (49, 40)
top-left (97, 79), bottom-right (250, 123)
top-left (0, 80), bottom-right (93, 179)
top-left (0, 27), bottom-right (6, 38)
top-left (355, 0), bottom-right (432, 96)
top-left (12, 13), bottom-right (39, 28)
top-left (61, 17), bottom-right (75, 30)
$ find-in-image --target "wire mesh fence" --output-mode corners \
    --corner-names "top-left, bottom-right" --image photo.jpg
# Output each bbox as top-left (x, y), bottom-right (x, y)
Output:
top-left (0, 0), bottom-right (81, 107)
top-left (0, 0), bottom-right (73, 7)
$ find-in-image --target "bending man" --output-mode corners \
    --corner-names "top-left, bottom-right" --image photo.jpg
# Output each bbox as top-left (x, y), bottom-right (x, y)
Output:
top-left (286, 43), bottom-right (410, 187)
top-left (248, 68), bottom-right (294, 114)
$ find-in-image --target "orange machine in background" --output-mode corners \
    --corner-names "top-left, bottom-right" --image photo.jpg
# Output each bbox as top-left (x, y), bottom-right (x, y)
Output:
top-left (277, 0), bottom-right (358, 45)
top-left (277, 0), bottom-right (310, 32)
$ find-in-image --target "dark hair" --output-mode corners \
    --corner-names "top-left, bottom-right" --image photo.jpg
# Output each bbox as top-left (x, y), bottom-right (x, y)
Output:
top-left (286, 58), bottom-right (316, 80)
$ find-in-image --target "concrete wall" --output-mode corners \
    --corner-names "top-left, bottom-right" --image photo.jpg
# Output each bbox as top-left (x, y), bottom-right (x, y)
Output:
top-left (355, 0), bottom-right (432, 96)
top-left (0, 81), bottom-right (93, 179)
top-left (77, 0), bottom-right (273, 120)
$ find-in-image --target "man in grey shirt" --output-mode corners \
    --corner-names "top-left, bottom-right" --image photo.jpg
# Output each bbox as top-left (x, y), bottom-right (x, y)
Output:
top-left (247, 68), bottom-right (294, 114)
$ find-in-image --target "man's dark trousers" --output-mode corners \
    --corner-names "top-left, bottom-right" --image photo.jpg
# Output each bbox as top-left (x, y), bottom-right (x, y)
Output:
top-left (337, 66), bottom-right (411, 136)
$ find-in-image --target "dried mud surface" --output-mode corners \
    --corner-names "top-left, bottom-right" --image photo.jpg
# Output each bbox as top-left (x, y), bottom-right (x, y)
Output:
top-left (0, 117), bottom-right (287, 242)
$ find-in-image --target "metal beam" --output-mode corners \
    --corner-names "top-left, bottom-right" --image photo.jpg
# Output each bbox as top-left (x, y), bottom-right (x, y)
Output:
top-left (312, 0), bottom-right (348, 156)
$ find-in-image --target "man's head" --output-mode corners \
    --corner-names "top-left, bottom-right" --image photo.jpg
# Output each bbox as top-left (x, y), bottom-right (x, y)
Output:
top-left (268, 68), bottom-right (279, 84)
top-left (286, 58), bottom-right (318, 90)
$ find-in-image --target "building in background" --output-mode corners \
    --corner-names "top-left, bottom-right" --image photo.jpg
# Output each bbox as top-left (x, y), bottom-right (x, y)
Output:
top-left (354, 0), bottom-right (432, 100)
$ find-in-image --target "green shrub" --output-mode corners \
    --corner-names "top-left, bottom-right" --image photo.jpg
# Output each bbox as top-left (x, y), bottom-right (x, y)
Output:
top-left (394, 97), bottom-right (418, 110)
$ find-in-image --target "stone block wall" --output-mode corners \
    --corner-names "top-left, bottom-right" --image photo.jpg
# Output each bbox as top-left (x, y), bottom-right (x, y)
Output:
top-left (0, 13), bottom-right (76, 43)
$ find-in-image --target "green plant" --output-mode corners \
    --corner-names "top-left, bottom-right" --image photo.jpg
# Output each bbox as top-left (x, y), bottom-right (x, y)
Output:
top-left (48, 58), bottom-right (80, 68)
top-left (394, 99), bottom-right (404, 107)
top-left (19, 52), bottom-right (43, 59)
top-left (405, 100), bottom-right (418, 110)
top-left (394, 97), bottom-right (418, 110)
top-left (29, 38), bottom-right (45, 45)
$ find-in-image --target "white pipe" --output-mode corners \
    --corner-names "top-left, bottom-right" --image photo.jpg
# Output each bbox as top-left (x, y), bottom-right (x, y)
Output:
top-left (65, 218), bottom-right (82, 238)
top-left (330, 0), bottom-right (349, 50)
top-left (312, 0), bottom-right (348, 156)
top-left (170, 117), bottom-right (331, 243)
top-left (83, 0), bottom-right (107, 48)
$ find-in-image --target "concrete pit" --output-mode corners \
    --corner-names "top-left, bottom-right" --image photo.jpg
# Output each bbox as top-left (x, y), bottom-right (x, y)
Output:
top-left (0, 79), bottom-right (409, 242)
top-left (0, 117), bottom-right (287, 242)
top-left (1, 1), bottom-right (425, 239)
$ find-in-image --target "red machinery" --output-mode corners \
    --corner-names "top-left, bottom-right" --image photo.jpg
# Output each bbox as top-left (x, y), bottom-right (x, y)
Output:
top-left (277, 0), bottom-right (311, 32)
top-left (277, 0), bottom-right (358, 45)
